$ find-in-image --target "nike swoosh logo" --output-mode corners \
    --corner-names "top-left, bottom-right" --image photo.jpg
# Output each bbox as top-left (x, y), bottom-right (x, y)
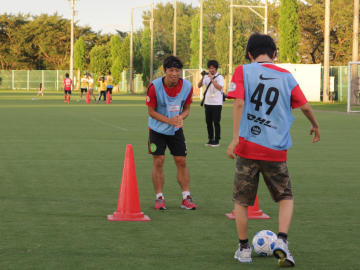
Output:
top-left (260, 74), bottom-right (277, 80)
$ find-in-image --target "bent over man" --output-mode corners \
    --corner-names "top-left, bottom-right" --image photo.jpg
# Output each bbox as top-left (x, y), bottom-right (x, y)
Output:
top-left (146, 55), bottom-right (197, 211)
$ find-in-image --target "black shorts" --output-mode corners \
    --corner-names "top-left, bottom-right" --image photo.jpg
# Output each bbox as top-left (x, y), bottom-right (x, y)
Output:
top-left (81, 88), bottom-right (87, 93)
top-left (107, 87), bottom-right (113, 94)
top-left (148, 128), bottom-right (187, 156)
top-left (64, 90), bottom-right (71, 94)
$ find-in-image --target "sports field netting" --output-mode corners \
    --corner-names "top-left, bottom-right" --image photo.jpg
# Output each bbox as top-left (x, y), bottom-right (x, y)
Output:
top-left (0, 91), bottom-right (359, 270)
top-left (347, 62), bottom-right (360, 112)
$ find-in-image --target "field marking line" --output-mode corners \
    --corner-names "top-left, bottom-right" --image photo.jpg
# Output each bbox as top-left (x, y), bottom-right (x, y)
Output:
top-left (62, 110), bottom-right (128, 131)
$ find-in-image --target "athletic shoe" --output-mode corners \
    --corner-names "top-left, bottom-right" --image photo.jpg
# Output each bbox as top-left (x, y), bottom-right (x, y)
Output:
top-left (64, 100), bottom-right (67, 103)
top-left (204, 139), bottom-right (214, 146)
top-left (234, 245), bottom-right (252, 263)
top-left (154, 197), bottom-right (166, 210)
top-left (96, 100), bottom-right (99, 104)
top-left (211, 141), bottom-right (220, 147)
top-left (181, 195), bottom-right (197, 210)
top-left (273, 239), bottom-right (295, 267)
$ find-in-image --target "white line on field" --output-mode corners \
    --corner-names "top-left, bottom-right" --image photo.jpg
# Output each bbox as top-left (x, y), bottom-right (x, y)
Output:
top-left (62, 110), bottom-right (128, 131)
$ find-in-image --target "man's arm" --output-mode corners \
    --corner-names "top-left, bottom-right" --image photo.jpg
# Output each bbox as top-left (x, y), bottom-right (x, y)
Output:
top-left (227, 98), bottom-right (244, 159)
top-left (198, 75), bottom-right (205, 88)
top-left (208, 73), bottom-right (222, 91)
top-left (299, 102), bottom-right (320, 143)
top-left (148, 106), bottom-right (182, 127)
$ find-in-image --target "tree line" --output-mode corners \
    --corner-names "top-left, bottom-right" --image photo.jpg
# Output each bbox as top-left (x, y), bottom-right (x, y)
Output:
top-left (0, 0), bottom-right (359, 87)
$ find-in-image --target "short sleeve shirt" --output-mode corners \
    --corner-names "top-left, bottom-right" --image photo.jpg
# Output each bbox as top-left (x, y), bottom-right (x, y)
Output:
top-left (64, 78), bottom-right (72, 90)
top-left (202, 73), bottom-right (225, 105)
top-left (227, 64), bottom-right (308, 161)
top-left (146, 77), bottom-right (193, 108)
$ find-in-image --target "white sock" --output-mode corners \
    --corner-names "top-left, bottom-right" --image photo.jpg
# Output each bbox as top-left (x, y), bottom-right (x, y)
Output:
top-left (182, 191), bottom-right (190, 200)
top-left (156, 193), bottom-right (164, 200)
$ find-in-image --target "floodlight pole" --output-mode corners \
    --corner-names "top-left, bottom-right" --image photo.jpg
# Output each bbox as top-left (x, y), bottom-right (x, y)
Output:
top-left (130, 3), bottom-right (154, 93)
top-left (174, 0), bottom-right (177, 55)
top-left (68, 0), bottom-right (77, 90)
top-left (150, 3), bottom-right (154, 82)
top-left (199, 0), bottom-right (203, 71)
top-left (351, 0), bottom-right (359, 103)
top-left (130, 7), bottom-right (134, 93)
top-left (323, 0), bottom-right (330, 103)
top-left (229, 0), bottom-right (233, 82)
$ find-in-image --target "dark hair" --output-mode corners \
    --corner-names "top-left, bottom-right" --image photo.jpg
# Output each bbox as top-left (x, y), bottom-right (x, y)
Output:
top-left (107, 71), bottom-right (111, 75)
top-left (163, 56), bottom-right (183, 71)
top-left (245, 33), bottom-right (277, 60)
top-left (65, 73), bottom-right (69, 77)
top-left (207, 60), bottom-right (219, 70)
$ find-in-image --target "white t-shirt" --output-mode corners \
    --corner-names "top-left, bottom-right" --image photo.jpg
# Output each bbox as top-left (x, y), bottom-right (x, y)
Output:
top-left (202, 72), bottom-right (225, 105)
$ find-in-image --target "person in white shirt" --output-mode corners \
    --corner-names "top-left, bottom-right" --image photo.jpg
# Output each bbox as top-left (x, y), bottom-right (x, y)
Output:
top-left (197, 60), bottom-right (225, 147)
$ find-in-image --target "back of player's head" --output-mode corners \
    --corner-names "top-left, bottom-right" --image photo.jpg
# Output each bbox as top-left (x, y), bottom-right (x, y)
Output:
top-left (65, 73), bottom-right (69, 78)
top-left (107, 71), bottom-right (111, 75)
top-left (245, 33), bottom-right (277, 60)
top-left (207, 60), bottom-right (219, 70)
top-left (163, 56), bottom-right (183, 71)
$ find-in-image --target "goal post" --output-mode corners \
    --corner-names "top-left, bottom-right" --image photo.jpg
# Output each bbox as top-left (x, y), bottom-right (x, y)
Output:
top-left (347, 62), bottom-right (360, 113)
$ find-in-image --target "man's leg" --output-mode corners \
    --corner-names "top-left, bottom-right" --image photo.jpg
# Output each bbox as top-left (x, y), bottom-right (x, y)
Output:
top-left (235, 203), bottom-right (248, 240)
top-left (173, 156), bottom-right (189, 191)
top-left (204, 105), bottom-right (214, 140)
top-left (152, 155), bottom-right (165, 194)
top-left (279, 199), bottom-right (293, 233)
top-left (213, 105), bottom-right (222, 143)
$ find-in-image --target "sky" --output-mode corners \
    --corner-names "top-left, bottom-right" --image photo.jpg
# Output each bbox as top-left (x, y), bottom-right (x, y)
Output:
top-left (2, 0), bottom-right (198, 34)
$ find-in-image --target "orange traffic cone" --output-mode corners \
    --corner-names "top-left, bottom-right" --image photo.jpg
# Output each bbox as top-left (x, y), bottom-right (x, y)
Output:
top-left (225, 195), bottom-right (270, 219)
top-left (107, 144), bottom-right (150, 221)
top-left (106, 91), bottom-right (111, 104)
top-left (85, 90), bottom-right (91, 103)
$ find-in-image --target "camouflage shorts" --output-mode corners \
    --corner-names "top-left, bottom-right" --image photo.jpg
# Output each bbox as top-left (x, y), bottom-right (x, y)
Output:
top-left (232, 156), bottom-right (293, 206)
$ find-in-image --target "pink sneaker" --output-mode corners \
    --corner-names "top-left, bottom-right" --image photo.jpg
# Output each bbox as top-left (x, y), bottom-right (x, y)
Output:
top-left (181, 195), bottom-right (197, 210)
top-left (154, 197), bottom-right (166, 210)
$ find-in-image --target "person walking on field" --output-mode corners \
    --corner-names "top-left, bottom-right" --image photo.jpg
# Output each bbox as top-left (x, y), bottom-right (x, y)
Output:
top-left (87, 75), bottom-right (97, 101)
top-left (80, 74), bottom-right (88, 101)
top-left (146, 55), bottom-right (197, 211)
top-left (106, 71), bottom-right (114, 102)
top-left (37, 83), bottom-right (43, 97)
top-left (63, 73), bottom-right (72, 103)
top-left (197, 60), bottom-right (225, 147)
top-left (97, 76), bottom-right (107, 104)
top-left (227, 33), bottom-right (320, 267)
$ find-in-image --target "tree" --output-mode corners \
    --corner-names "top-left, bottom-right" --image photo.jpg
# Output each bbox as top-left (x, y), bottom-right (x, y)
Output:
top-left (141, 27), bottom-right (152, 86)
top-left (109, 35), bottom-right (123, 88)
top-left (90, 44), bottom-right (111, 80)
top-left (190, 13), bottom-right (208, 69)
top-left (74, 37), bottom-right (86, 90)
top-left (121, 35), bottom-right (130, 70)
top-left (278, 0), bottom-right (300, 63)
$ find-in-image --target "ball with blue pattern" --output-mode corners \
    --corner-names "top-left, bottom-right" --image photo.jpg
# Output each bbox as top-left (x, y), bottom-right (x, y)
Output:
top-left (252, 230), bottom-right (277, 257)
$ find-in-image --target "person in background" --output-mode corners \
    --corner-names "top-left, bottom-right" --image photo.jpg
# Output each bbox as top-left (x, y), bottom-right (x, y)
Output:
top-left (106, 71), bottom-right (114, 102)
top-left (80, 74), bottom-right (88, 101)
top-left (63, 73), bottom-right (72, 103)
top-left (37, 83), bottom-right (43, 97)
top-left (197, 60), bottom-right (225, 147)
top-left (87, 75), bottom-right (97, 101)
top-left (97, 76), bottom-right (107, 104)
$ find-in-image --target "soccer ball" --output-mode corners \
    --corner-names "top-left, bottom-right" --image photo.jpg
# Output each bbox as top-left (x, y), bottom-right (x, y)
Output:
top-left (252, 230), bottom-right (277, 257)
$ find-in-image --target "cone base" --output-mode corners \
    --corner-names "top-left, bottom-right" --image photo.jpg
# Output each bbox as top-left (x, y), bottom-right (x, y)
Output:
top-left (225, 211), bottom-right (270, 219)
top-left (107, 214), bottom-right (151, 222)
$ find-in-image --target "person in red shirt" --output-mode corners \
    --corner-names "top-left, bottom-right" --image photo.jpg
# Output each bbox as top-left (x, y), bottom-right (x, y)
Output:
top-left (227, 33), bottom-right (320, 266)
top-left (63, 73), bottom-right (72, 103)
top-left (146, 56), bottom-right (197, 211)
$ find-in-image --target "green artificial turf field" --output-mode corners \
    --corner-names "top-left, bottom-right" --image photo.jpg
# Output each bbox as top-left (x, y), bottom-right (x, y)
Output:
top-left (1, 91), bottom-right (359, 270)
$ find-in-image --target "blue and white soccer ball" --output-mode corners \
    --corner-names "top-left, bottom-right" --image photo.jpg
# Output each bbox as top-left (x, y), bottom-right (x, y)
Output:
top-left (252, 230), bottom-right (277, 257)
